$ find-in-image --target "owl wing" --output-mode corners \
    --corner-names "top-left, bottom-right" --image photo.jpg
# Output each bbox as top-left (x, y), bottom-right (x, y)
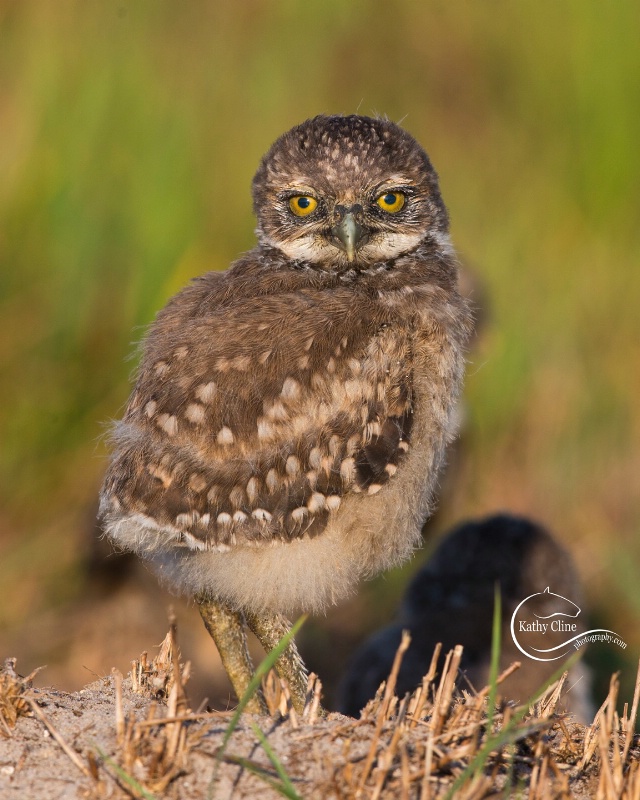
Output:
top-left (100, 268), bottom-right (414, 550)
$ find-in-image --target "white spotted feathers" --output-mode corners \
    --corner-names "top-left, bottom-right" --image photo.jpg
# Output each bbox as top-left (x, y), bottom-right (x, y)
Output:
top-left (102, 284), bottom-right (418, 549)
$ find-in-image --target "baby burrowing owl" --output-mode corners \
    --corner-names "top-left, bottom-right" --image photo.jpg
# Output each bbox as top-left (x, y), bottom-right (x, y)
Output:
top-left (99, 115), bottom-right (471, 713)
top-left (339, 515), bottom-right (593, 721)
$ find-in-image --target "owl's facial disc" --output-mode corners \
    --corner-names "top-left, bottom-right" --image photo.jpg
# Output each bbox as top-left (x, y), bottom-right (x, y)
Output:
top-left (264, 184), bottom-right (427, 267)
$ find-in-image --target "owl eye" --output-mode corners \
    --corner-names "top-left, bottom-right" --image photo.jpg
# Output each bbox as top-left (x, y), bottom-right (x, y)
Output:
top-left (289, 195), bottom-right (318, 217)
top-left (376, 191), bottom-right (406, 213)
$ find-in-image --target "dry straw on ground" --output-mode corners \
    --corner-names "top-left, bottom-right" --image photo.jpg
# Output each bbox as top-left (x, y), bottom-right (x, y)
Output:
top-left (1, 623), bottom-right (638, 799)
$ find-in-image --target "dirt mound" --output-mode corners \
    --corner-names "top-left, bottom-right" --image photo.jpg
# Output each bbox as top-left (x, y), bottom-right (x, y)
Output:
top-left (1, 634), bottom-right (638, 799)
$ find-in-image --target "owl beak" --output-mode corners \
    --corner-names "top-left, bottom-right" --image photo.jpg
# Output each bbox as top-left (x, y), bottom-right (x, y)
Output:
top-left (331, 207), bottom-right (368, 262)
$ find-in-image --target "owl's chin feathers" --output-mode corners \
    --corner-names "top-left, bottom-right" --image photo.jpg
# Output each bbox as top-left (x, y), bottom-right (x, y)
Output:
top-left (266, 229), bottom-right (432, 268)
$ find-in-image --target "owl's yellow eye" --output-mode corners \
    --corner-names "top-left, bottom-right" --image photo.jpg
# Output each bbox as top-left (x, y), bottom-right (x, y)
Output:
top-left (289, 195), bottom-right (318, 217)
top-left (376, 191), bottom-right (406, 213)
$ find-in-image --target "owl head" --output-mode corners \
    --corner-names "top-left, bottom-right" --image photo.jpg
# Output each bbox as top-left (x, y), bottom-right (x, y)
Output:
top-left (252, 115), bottom-right (450, 268)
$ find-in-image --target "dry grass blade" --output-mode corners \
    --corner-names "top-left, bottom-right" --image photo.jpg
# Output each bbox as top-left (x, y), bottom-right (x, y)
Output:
top-left (475, 661), bottom-right (522, 700)
top-left (27, 698), bottom-right (92, 779)
top-left (130, 610), bottom-right (187, 702)
top-left (355, 629), bottom-right (411, 797)
top-left (623, 659), bottom-right (640, 764)
top-left (302, 672), bottom-right (323, 724)
top-left (370, 695), bottom-right (410, 800)
top-left (582, 672), bottom-right (620, 771)
top-left (97, 618), bottom-right (197, 797)
top-left (536, 671), bottom-right (569, 719)
top-left (430, 644), bottom-right (463, 737)
top-left (408, 644), bottom-right (441, 731)
top-left (420, 731), bottom-right (435, 800)
top-left (0, 658), bottom-right (45, 735)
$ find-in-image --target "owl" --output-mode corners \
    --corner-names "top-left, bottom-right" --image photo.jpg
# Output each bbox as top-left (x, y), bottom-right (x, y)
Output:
top-left (338, 515), bottom-right (593, 721)
top-left (99, 115), bottom-right (471, 714)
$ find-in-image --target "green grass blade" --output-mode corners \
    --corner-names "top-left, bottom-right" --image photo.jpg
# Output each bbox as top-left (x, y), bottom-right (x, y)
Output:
top-left (442, 650), bottom-right (581, 800)
top-left (250, 721), bottom-right (302, 800)
top-left (485, 583), bottom-right (502, 738)
top-left (208, 614), bottom-right (307, 798)
top-left (221, 615), bottom-right (307, 751)
top-left (219, 753), bottom-right (303, 800)
top-left (95, 746), bottom-right (159, 800)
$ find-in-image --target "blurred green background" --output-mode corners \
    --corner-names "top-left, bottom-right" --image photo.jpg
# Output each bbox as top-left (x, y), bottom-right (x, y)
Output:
top-left (1, 1), bottom-right (638, 709)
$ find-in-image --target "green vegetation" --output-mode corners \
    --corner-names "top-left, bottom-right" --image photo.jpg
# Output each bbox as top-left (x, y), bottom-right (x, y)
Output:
top-left (0, 2), bottom-right (637, 700)
top-left (209, 615), bottom-right (306, 798)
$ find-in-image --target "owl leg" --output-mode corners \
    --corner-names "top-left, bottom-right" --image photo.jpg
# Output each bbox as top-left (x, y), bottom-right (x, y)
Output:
top-left (244, 610), bottom-right (310, 716)
top-left (197, 595), bottom-right (268, 715)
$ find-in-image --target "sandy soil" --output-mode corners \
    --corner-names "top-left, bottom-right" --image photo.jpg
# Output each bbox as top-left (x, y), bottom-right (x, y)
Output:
top-left (2, 641), bottom-right (639, 800)
top-left (0, 676), bottom-right (355, 799)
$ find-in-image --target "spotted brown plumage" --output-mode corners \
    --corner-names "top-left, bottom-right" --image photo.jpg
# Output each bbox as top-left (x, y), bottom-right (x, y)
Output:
top-left (99, 114), bottom-right (472, 714)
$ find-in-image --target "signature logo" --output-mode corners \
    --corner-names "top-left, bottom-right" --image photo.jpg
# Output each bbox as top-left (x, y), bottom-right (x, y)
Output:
top-left (510, 586), bottom-right (626, 662)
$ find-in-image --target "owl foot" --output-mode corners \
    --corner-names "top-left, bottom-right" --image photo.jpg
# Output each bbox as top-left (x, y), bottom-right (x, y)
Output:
top-left (197, 596), bottom-right (310, 716)
top-left (197, 595), bottom-right (268, 715)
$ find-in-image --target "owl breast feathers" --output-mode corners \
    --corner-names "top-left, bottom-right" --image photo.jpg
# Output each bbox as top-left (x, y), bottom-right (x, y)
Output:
top-left (99, 115), bottom-right (471, 614)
